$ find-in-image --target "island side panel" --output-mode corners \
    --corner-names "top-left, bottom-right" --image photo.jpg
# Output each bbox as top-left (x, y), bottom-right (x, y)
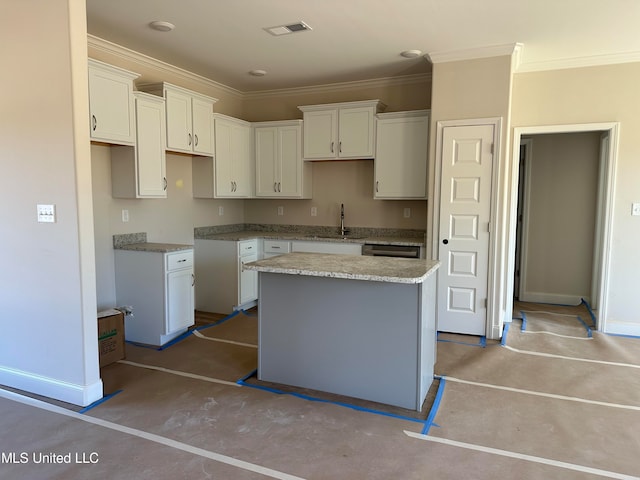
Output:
top-left (418, 272), bottom-right (437, 406)
top-left (258, 272), bottom-right (427, 410)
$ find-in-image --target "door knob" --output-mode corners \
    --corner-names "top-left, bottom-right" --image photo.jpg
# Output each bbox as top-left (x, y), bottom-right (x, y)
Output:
top-left (442, 239), bottom-right (449, 245)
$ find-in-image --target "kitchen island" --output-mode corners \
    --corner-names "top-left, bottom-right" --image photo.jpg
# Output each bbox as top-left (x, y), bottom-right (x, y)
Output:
top-left (244, 253), bottom-right (439, 411)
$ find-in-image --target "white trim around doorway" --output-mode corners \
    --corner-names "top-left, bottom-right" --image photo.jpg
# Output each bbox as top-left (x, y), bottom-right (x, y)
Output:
top-left (506, 123), bottom-right (620, 333)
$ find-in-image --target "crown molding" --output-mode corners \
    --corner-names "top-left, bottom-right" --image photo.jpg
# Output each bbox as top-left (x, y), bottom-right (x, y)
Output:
top-left (516, 50), bottom-right (640, 73)
top-left (426, 43), bottom-right (522, 64)
top-left (87, 34), bottom-right (243, 98)
top-left (88, 34), bottom-right (430, 100)
top-left (243, 73), bottom-right (432, 100)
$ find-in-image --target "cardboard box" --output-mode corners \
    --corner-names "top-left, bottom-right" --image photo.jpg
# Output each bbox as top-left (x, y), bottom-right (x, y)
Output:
top-left (97, 309), bottom-right (125, 367)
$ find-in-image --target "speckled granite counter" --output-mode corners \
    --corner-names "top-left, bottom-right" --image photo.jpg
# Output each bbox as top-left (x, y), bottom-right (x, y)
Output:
top-left (114, 242), bottom-right (193, 253)
top-left (194, 224), bottom-right (425, 247)
top-left (245, 252), bottom-right (439, 284)
top-left (113, 233), bottom-right (192, 253)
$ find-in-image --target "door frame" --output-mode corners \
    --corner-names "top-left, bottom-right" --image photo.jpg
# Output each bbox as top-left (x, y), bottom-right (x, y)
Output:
top-left (432, 117), bottom-right (502, 338)
top-left (506, 123), bottom-right (619, 332)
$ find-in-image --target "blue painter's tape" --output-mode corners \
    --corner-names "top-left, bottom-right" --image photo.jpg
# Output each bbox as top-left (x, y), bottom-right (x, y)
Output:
top-left (125, 340), bottom-right (162, 351)
top-left (575, 315), bottom-right (593, 338)
top-left (437, 332), bottom-right (486, 347)
top-left (237, 375), bottom-right (424, 424)
top-left (520, 311), bottom-right (528, 331)
top-left (501, 322), bottom-right (511, 346)
top-left (236, 369), bottom-right (258, 384)
top-left (605, 332), bottom-right (640, 339)
top-left (196, 310), bottom-right (241, 332)
top-left (159, 330), bottom-right (194, 350)
top-left (581, 298), bottom-right (597, 327)
top-left (422, 377), bottom-right (446, 435)
top-left (79, 390), bottom-right (123, 414)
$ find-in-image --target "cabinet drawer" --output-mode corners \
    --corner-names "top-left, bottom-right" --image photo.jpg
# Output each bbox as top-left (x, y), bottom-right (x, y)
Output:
top-left (263, 240), bottom-right (291, 254)
top-left (238, 240), bottom-right (258, 256)
top-left (166, 250), bottom-right (193, 271)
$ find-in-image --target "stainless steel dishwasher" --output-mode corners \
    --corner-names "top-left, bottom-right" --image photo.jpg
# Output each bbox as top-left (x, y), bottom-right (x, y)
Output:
top-left (361, 243), bottom-right (421, 258)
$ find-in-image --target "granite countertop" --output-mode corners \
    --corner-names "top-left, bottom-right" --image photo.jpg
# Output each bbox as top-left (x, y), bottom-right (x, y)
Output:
top-left (244, 252), bottom-right (439, 284)
top-left (196, 230), bottom-right (424, 247)
top-left (114, 242), bottom-right (193, 253)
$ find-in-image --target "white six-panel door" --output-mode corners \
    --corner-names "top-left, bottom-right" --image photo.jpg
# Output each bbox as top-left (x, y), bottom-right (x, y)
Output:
top-left (437, 124), bottom-right (494, 335)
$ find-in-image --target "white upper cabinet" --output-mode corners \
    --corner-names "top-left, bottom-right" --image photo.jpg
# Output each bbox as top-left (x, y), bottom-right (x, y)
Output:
top-left (192, 114), bottom-right (253, 198)
top-left (88, 59), bottom-right (139, 146)
top-left (139, 82), bottom-right (217, 155)
top-left (298, 100), bottom-right (385, 160)
top-left (254, 120), bottom-right (311, 198)
top-left (374, 110), bottom-right (429, 199)
top-left (111, 92), bottom-right (167, 198)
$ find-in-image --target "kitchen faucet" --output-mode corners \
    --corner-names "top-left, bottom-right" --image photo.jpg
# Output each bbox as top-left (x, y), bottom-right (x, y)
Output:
top-left (340, 203), bottom-right (349, 236)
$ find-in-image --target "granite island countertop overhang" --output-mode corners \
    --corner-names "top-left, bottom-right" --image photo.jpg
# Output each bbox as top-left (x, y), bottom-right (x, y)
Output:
top-left (244, 252), bottom-right (439, 284)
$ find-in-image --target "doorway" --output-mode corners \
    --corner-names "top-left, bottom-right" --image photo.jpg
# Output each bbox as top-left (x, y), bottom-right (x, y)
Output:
top-left (507, 123), bottom-right (619, 333)
top-left (514, 132), bottom-right (602, 306)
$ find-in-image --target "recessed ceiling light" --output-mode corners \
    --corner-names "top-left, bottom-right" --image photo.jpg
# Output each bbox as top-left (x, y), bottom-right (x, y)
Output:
top-left (149, 21), bottom-right (175, 32)
top-left (400, 49), bottom-right (423, 59)
top-left (249, 69), bottom-right (267, 77)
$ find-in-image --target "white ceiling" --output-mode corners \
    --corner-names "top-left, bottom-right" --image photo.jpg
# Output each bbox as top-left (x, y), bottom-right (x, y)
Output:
top-left (86, 0), bottom-right (640, 92)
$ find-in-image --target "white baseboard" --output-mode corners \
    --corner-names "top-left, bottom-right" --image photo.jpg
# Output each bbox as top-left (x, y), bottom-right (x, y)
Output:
top-left (0, 366), bottom-right (103, 407)
top-left (519, 291), bottom-right (585, 306)
top-left (604, 320), bottom-right (640, 337)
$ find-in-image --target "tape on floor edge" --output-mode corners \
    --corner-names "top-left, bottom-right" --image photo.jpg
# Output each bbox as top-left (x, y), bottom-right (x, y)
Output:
top-left (520, 311), bottom-right (528, 331)
top-left (422, 377), bottom-right (446, 435)
top-left (581, 298), bottom-right (598, 327)
top-left (196, 310), bottom-right (241, 332)
top-left (576, 315), bottom-right (593, 338)
top-left (237, 375), bottom-right (424, 425)
top-left (403, 431), bottom-right (638, 480)
top-left (501, 322), bottom-right (510, 346)
top-left (79, 389), bottom-right (123, 414)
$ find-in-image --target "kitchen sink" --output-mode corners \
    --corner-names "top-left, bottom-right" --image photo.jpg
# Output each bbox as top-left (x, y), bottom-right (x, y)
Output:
top-left (311, 234), bottom-right (367, 241)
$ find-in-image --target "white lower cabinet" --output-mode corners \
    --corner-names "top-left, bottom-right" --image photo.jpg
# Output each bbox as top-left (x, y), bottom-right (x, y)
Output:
top-left (194, 239), bottom-right (258, 314)
top-left (115, 249), bottom-right (194, 346)
top-left (291, 240), bottom-right (362, 255)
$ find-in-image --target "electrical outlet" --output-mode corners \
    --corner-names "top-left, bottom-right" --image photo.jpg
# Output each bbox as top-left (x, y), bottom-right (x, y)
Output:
top-left (37, 204), bottom-right (56, 223)
top-left (277, 206), bottom-right (284, 216)
top-left (121, 209), bottom-right (129, 222)
top-left (218, 206), bottom-right (224, 216)
top-left (403, 208), bottom-right (411, 218)
top-left (311, 207), bottom-right (317, 217)
top-left (632, 203), bottom-right (640, 216)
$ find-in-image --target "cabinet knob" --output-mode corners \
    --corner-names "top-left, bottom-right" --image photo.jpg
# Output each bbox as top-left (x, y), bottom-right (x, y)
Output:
top-left (188, 133), bottom-right (192, 146)
top-left (163, 177), bottom-right (167, 191)
top-left (194, 134), bottom-right (198, 146)
top-left (330, 141), bottom-right (334, 153)
top-left (376, 181), bottom-right (379, 193)
top-left (339, 141), bottom-right (342, 153)
top-left (91, 115), bottom-right (97, 131)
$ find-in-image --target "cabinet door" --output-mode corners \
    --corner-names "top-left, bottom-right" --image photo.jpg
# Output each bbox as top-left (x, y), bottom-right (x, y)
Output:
top-left (191, 97), bottom-right (213, 155)
top-left (278, 124), bottom-right (303, 196)
top-left (303, 109), bottom-right (337, 159)
top-left (165, 88), bottom-right (193, 153)
top-left (255, 127), bottom-right (278, 197)
top-left (239, 252), bottom-right (258, 305)
top-left (375, 115), bottom-right (428, 199)
top-left (135, 95), bottom-right (167, 197)
top-left (214, 118), bottom-right (234, 196)
top-left (231, 123), bottom-right (252, 197)
top-left (88, 65), bottom-right (136, 145)
top-left (166, 268), bottom-right (194, 333)
top-left (338, 106), bottom-right (375, 158)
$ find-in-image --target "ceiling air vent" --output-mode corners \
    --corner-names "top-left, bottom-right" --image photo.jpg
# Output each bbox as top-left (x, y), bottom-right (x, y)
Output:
top-left (264, 21), bottom-right (312, 36)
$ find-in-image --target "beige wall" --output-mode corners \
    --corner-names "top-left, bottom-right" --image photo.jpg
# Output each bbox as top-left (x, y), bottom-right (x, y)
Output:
top-left (519, 132), bottom-right (600, 304)
top-left (0, 0), bottom-right (101, 405)
top-left (512, 63), bottom-right (640, 333)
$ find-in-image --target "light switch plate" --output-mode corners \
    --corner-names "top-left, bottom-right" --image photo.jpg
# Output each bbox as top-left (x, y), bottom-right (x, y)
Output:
top-left (37, 204), bottom-right (56, 223)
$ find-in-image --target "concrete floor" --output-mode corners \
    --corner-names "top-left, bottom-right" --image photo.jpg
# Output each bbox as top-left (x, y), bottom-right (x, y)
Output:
top-left (1, 304), bottom-right (639, 479)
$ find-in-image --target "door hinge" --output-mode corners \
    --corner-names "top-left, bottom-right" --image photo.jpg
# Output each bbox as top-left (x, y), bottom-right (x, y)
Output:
top-left (490, 143), bottom-right (494, 155)
top-left (487, 222), bottom-right (491, 233)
